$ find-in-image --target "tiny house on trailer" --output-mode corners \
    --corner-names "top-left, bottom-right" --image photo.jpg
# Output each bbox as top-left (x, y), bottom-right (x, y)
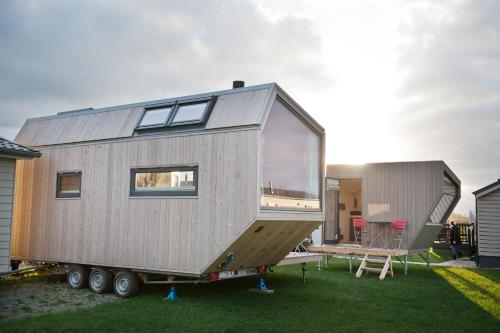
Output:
top-left (473, 179), bottom-right (500, 268)
top-left (0, 138), bottom-right (40, 274)
top-left (10, 82), bottom-right (325, 296)
top-left (322, 161), bottom-right (460, 251)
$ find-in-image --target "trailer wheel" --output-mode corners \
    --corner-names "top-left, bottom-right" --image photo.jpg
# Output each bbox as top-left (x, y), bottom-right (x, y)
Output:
top-left (113, 271), bottom-right (139, 298)
top-left (67, 265), bottom-right (89, 289)
top-left (89, 268), bottom-right (114, 294)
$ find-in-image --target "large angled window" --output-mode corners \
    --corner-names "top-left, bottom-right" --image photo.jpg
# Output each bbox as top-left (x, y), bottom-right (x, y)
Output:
top-left (428, 173), bottom-right (458, 224)
top-left (130, 166), bottom-right (198, 197)
top-left (261, 99), bottom-right (321, 210)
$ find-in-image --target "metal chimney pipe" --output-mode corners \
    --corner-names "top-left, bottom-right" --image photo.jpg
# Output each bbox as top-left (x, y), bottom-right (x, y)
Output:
top-left (232, 80), bottom-right (245, 89)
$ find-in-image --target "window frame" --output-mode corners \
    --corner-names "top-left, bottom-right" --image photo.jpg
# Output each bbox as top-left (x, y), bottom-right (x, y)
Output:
top-left (136, 105), bottom-right (175, 129)
top-left (259, 97), bottom-right (324, 212)
top-left (129, 166), bottom-right (199, 197)
top-left (56, 171), bottom-right (82, 199)
top-left (169, 98), bottom-right (214, 127)
top-left (135, 96), bottom-right (217, 131)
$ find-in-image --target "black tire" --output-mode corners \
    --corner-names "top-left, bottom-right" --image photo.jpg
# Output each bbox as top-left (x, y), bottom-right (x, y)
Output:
top-left (89, 268), bottom-right (114, 294)
top-left (113, 271), bottom-right (139, 298)
top-left (67, 265), bottom-right (90, 289)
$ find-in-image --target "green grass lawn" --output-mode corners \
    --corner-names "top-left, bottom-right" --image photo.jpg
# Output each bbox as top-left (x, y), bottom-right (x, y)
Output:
top-left (406, 247), bottom-right (453, 263)
top-left (1, 260), bottom-right (499, 333)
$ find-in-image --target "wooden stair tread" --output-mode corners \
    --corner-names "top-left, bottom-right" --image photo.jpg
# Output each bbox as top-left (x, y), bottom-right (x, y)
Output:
top-left (364, 267), bottom-right (384, 273)
top-left (365, 259), bottom-right (387, 264)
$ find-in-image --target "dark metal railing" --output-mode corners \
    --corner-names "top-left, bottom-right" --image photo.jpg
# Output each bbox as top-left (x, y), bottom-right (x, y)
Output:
top-left (434, 224), bottom-right (475, 249)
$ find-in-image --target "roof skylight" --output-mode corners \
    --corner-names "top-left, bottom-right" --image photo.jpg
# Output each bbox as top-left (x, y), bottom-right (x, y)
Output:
top-left (136, 97), bottom-right (215, 131)
top-left (138, 107), bottom-right (172, 128)
top-left (172, 102), bottom-right (209, 124)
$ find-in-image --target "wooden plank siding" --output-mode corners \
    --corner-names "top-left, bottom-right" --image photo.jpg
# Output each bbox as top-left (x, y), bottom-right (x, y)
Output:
top-left (0, 158), bottom-right (15, 272)
top-left (327, 161), bottom-right (460, 250)
top-left (203, 219), bottom-right (321, 273)
top-left (11, 84), bottom-right (327, 276)
top-left (11, 130), bottom-right (261, 275)
top-left (477, 188), bottom-right (500, 257)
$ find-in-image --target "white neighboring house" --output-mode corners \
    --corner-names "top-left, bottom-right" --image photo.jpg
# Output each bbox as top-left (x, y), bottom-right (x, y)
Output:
top-left (473, 179), bottom-right (500, 268)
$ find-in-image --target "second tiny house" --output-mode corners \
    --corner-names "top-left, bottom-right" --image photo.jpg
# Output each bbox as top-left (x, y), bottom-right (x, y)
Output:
top-left (323, 161), bottom-right (461, 250)
top-left (10, 82), bottom-right (325, 296)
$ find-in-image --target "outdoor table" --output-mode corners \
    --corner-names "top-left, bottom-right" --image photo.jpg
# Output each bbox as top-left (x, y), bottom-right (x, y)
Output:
top-left (368, 221), bottom-right (392, 248)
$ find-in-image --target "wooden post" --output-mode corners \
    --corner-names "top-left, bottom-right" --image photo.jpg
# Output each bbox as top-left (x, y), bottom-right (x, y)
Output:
top-left (356, 254), bottom-right (368, 278)
top-left (404, 255), bottom-right (408, 275)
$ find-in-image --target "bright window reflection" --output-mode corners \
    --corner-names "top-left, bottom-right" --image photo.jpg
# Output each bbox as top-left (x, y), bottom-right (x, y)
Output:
top-left (172, 103), bottom-right (208, 124)
top-left (135, 171), bottom-right (195, 191)
top-left (138, 108), bottom-right (172, 127)
top-left (261, 99), bottom-right (321, 210)
top-left (130, 167), bottom-right (198, 196)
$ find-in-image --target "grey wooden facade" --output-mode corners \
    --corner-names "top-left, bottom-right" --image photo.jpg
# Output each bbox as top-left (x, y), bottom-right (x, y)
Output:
top-left (0, 158), bottom-right (15, 272)
top-left (325, 161), bottom-right (460, 250)
top-left (473, 180), bottom-right (500, 267)
top-left (11, 83), bottom-right (325, 277)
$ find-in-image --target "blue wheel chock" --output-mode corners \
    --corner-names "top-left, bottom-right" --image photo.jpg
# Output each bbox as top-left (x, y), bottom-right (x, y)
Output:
top-left (166, 286), bottom-right (177, 302)
top-left (258, 277), bottom-right (268, 291)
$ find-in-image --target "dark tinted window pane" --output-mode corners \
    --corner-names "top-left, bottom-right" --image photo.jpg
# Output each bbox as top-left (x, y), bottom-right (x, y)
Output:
top-left (172, 103), bottom-right (208, 123)
top-left (139, 108), bottom-right (172, 127)
top-left (261, 100), bottom-right (320, 210)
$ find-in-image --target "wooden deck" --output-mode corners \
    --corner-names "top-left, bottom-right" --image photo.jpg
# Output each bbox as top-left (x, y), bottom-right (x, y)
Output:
top-left (278, 252), bottom-right (324, 266)
top-left (307, 244), bottom-right (408, 257)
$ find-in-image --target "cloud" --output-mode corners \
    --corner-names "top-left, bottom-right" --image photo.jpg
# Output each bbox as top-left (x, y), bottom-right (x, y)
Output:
top-left (0, 0), bottom-right (330, 139)
top-left (396, 0), bottom-right (500, 213)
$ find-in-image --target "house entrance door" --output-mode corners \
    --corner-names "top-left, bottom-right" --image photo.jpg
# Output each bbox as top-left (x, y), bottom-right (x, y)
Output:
top-left (324, 178), bottom-right (340, 244)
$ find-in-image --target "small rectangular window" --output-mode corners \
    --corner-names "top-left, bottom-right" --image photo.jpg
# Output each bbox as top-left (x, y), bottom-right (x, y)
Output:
top-left (138, 107), bottom-right (172, 128)
top-left (171, 102), bottom-right (209, 125)
top-left (56, 172), bottom-right (82, 198)
top-left (130, 166), bottom-right (198, 197)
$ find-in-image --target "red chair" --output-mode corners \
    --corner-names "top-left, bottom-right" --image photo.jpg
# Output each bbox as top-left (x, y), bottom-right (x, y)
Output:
top-left (352, 218), bottom-right (369, 245)
top-left (384, 219), bottom-right (407, 249)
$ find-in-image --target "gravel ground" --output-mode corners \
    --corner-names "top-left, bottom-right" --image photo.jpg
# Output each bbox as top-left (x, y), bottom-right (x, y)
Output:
top-left (0, 275), bottom-right (120, 322)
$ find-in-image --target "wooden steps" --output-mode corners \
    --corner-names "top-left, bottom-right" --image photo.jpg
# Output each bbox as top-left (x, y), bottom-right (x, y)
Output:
top-left (365, 258), bottom-right (387, 264)
top-left (364, 267), bottom-right (383, 273)
top-left (356, 254), bottom-right (394, 280)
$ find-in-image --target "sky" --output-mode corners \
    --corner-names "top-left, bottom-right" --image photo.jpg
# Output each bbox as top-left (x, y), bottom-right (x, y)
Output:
top-left (0, 0), bottom-right (498, 215)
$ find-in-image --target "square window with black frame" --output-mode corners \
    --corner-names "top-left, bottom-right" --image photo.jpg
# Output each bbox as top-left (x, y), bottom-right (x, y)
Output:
top-left (56, 172), bottom-right (82, 198)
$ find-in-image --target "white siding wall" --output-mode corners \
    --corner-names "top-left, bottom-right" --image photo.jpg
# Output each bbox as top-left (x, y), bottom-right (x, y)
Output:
top-left (477, 188), bottom-right (500, 257)
top-left (0, 158), bottom-right (15, 272)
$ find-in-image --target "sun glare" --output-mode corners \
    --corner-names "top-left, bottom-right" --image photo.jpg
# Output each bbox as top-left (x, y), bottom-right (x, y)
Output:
top-left (434, 267), bottom-right (500, 320)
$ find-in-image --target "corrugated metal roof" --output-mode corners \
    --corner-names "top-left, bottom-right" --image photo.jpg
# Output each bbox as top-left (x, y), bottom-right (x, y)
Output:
top-left (0, 137), bottom-right (41, 158)
top-left (473, 179), bottom-right (500, 198)
top-left (14, 82), bottom-right (325, 147)
top-left (15, 83), bottom-right (277, 147)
